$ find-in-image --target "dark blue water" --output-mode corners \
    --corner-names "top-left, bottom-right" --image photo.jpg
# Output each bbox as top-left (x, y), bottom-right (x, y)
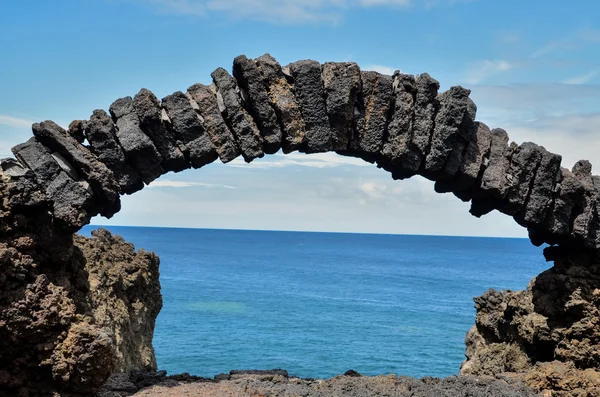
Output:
top-left (81, 226), bottom-right (549, 379)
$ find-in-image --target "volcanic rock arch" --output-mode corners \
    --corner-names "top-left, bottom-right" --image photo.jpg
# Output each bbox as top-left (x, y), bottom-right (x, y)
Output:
top-left (4, 54), bottom-right (600, 255)
top-left (2, 54), bottom-right (600, 396)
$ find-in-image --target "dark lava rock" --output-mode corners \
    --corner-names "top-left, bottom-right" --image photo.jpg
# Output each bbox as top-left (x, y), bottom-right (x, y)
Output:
top-left (161, 91), bottom-right (218, 169)
top-left (133, 88), bottom-right (189, 172)
top-left (31, 120), bottom-right (121, 218)
top-left (351, 71), bottom-right (394, 161)
top-left (288, 59), bottom-right (333, 153)
top-left (187, 83), bottom-right (240, 163)
top-left (411, 73), bottom-right (440, 167)
top-left (86, 109), bottom-right (144, 195)
top-left (211, 67), bottom-right (264, 162)
top-left (109, 97), bottom-right (164, 183)
top-left (255, 53), bottom-right (306, 153)
top-left (322, 61), bottom-right (361, 151)
top-left (233, 55), bottom-right (282, 154)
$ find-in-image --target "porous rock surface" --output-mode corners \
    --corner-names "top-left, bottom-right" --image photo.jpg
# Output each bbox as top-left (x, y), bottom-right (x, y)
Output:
top-left (2, 54), bottom-right (600, 396)
top-left (0, 166), bottom-right (160, 396)
top-left (97, 370), bottom-right (540, 397)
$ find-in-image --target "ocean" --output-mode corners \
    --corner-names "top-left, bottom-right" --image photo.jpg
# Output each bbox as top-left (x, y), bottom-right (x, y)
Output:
top-left (81, 226), bottom-right (549, 379)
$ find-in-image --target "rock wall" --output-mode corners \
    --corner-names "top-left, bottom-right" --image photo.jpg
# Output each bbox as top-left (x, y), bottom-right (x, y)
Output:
top-left (0, 166), bottom-right (161, 396)
top-left (461, 251), bottom-right (600, 396)
top-left (2, 54), bottom-right (600, 396)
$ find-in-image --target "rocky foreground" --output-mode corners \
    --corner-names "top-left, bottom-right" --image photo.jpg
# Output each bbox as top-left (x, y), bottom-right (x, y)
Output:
top-left (98, 370), bottom-right (542, 397)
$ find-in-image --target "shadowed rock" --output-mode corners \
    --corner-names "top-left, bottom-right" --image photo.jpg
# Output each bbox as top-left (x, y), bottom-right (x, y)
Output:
top-left (12, 137), bottom-right (63, 186)
top-left (133, 88), bottom-right (189, 172)
top-left (350, 71), bottom-right (394, 161)
top-left (480, 128), bottom-right (511, 200)
top-left (31, 120), bottom-right (121, 218)
top-left (255, 54), bottom-right (306, 153)
top-left (505, 142), bottom-right (544, 218)
top-left (211, 67), bottom-right (263, 162)
top-left (187, 83), bottom-right (240, 163)
top-left (453, 122), bottom-right (492, 201)
top-left (425, 86), bottom-right (473, 179)
top-left (67, 120), bottom-right (86, 144)
top-left (109, 97), bottom-right (164, 183)
top-left (12, 138), bottom-right (94, 227)
top-left (411, 73), bottom-right (440, 167)
top-left (545, 168), bottom-right (585, 237)
top-left (379, 73), bottom-right (418, 176)
top-left (233, 55), bottom-right (282, 154)
top-left (161, 91), bottom-right (218, 169)
top-left (288, 60), bottom-right (333, 153)
top-left (524, 149), bottom-right (562, 225)
top-left (322, 61), bottom-right (361, 151)
top-left (86, 109), bottom-right (144, 195)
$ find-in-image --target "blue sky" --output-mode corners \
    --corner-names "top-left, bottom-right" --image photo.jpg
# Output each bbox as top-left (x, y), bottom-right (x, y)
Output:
top-left (1, 0), bottom-right (599, 236)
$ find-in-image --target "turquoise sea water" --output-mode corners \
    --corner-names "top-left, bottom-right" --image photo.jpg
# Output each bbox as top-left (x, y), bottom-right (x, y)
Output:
top-left (81, 226), bottom-right (549, 379)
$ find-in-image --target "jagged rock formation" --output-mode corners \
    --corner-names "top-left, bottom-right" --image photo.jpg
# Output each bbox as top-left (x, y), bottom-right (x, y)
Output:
top-left (4, 53), bottom-right (600, 255)
top-left (2, 54), bottom-right (600, 396)
top-left (461, 251), bottom-right (600, 396)
top-left (0, 170), bottom-right (161, 396)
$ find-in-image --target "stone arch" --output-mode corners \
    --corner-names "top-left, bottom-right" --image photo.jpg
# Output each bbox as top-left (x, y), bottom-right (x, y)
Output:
top-left (3, 54), bottom-right (597, 258)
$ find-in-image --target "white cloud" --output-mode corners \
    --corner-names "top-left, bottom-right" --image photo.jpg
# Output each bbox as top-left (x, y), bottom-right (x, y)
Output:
top-left (135, 0), bottom-right (471, 24)
top-left (0, 115), bottom-right (33, 128)
top-left (147, 180), bottom-right (236, 189)
top-left (463, 60), bottom-right (513, 85)
top-left (530, 28), bottom-right (600, 59)
top-left (561, 70), bottom-right (600, 85)
top-left (364, 64), bottom-right (398, 75)
top-left (227, 151), bottom-right (371, 169)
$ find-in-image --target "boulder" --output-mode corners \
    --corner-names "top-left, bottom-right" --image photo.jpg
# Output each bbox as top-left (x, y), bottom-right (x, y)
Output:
top-left (133, 88), bottom-right (189, 172)
top-left (233, 55), bottom-right (282, 154)
top-left (288, 60), bottom-right (333, 153)
top-left (211, 67), bottom-right (264, 162)
top-left (109, 97), bottom-right (164, 183)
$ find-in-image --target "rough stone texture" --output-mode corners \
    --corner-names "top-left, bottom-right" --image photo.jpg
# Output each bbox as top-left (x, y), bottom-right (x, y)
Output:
top-left (350, 71), bottom-right (394, 161)
top-left (424, 86), bottom-right (473, 179)
top-left (322, 62), bottom-right (361, 151)
top-left (524, 149), bottom-right (563, 226)
top-left (255, 53), bottom-right (306, 153)
top-left (12, 137), bottom-right (63, 186)
top-left (379, 73), bottom-right (418, 174)
top-left (109, 97), bottom-right (164, 183)
top-left (67, 120), bottom-right (86, 144)
top-left (453, 122), bottom-right (492, 199)
top-left (461, 251), bottom-right (600, 396)
top-left (30, 120), bottom-right (121, 218)
top-left (121, 372), bottom-right (540, 397)
top-left (288, 60), bottom-right (333, 153)
top-left (211, 67), bottom-right (263, 162)
top-left (505, 142), bottom-right (544, 218)
top-left (480, 128), bottom-right (511, 200)
top-left (133, 88), bottom-right (189, 172)
top-left (160, 91), bottom-right (218, 169)
top-left (545, 169), bottom-right (585, 237)
top-left (233, 55), bottom-right (282, 154)
top-left (86, 109), bottom-right (144, 195)
top-left (0, 192), bottom-right (161, 397)
top-left (411, 73), bottom-right (440, 167)
top-left (187, 83), bottom-right (240, 163)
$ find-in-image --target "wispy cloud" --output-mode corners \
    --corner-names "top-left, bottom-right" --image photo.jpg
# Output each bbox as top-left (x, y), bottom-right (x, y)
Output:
top-left (531, 28), bottom-right (600, 58)
top-left (0, 115), bottom-right (33, 128)
top-left (561, 70), bottom-right (600, 85)
top-left (228, 152), bottom-right (371, 169)
top-left (148, 180), bottom-right (236, 188)
top-left (463, 59), bottom-right (513, 84)
top-left (364, 64), bottom-right (398, 75)
top-left (135, 0), bottom-right (472, 24)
